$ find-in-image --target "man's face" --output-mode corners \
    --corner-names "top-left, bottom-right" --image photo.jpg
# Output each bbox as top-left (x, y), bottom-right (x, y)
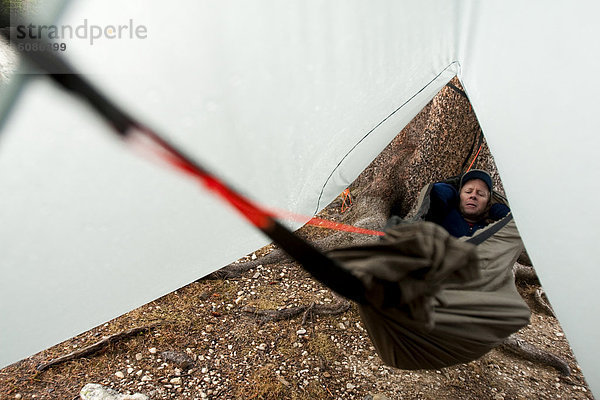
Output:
top-left (459, 179), bottom-right (490, 222)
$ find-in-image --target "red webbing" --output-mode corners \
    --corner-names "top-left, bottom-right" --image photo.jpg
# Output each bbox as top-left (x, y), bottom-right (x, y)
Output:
top-left (128, 127), bottom-right (384, 237)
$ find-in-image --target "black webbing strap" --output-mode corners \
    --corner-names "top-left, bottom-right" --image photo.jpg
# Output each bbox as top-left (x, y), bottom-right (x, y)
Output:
top-left (446, 82), bottom-right (469, 100)
top-left (465, 213), bottom-right (514, 246)
top-left (460, 128), bottom-right (484, 173)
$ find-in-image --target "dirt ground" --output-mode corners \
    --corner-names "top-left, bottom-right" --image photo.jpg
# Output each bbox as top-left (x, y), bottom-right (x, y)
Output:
top-left (0, 209), bottom-right (595, 400)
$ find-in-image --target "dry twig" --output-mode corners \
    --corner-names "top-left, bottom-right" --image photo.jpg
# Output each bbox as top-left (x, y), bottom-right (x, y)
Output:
top-left (301, 302), bottom-right (317, 325)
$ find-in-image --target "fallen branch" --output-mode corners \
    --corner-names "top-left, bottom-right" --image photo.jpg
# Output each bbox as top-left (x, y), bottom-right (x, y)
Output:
top-left (36, 323), bottom-right (160, 371)
top-left (242, 297), bottom-right (351, 323)
top-left (501, 334), bottom-right (571, 376)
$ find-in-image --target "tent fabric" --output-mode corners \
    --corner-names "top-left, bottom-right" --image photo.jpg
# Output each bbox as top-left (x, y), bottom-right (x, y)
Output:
top-left (459, 3), bottom-right (600, 393)
top-left (1, 1), bottom-right (600, 396)
top-left (327, 184), bottom-right (530, 370)
top-left (0, 0), bottom-right (460, 368)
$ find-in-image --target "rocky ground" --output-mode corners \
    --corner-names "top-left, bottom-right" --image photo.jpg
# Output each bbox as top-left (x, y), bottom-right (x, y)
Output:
top-left (0, 211), bottom-right (595, 400)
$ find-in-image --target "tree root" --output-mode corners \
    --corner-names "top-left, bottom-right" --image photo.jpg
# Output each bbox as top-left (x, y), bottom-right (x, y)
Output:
top-left (204, 247), bottom-right (291, 280)
top-left (241, 296), bottom-right (351, 324)
top-left (517, 250), bottom-right (533, 267)
top-left (501, 334), bottom-right (571, 376)
top-left (204, 226), bottom-right (380, 280)
top-left (513, 263), bottom-right (539, 284)
top-left (36, 323), bottom-right (160, 371)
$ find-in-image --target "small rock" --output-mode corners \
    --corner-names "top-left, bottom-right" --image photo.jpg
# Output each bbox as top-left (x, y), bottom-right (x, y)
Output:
top-left (127, 367), bottom-right (134, 374)
top-left (276, 376), bottom-right (291, 387)
top-left (252, 272), bottom-right (261, 279)
top-left (80, 383), bottom-right (148, 400)
top-left (251, 253), bottom-right (257, 260)
top-left (14, 395), bottom-right (22, 400)
top-left (115, 371), bottom-right (125, 379)
top-left (257, 343), bottom-right (267, 351)
top-left (141, 375), bottom-right (152, 382)
top-left (338, 322), bottom-right (346, 330)
top-left (149, 348), bottom-right (157, 354)
top-left (135, 353), bottom-right (143, 361)
top-left (346, 383), bottom-right (356, 390)
top-left (296, 329), bottom-right (307, 335)
top-left (323, 372), bottom-right (331, 378)
top-left (170, 377), bottom-right (182, 385)
top-left (372, 395), bottom-right (392, 400)
top-left (161, 351), bottom-right (195, 370)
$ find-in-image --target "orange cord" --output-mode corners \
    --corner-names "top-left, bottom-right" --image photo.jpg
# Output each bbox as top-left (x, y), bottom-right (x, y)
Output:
top-left (465, 144), bottom-right (482, 172)
top-left (340, 188), bottom-right (353, 213)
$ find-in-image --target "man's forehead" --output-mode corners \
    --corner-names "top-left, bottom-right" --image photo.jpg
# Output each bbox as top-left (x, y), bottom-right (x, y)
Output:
top-left (461, 179), bottom-right (489, 191)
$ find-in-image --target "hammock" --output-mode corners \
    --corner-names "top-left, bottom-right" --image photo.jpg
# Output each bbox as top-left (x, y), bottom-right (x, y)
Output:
top-left (328, 181), bottom-right (531, 369)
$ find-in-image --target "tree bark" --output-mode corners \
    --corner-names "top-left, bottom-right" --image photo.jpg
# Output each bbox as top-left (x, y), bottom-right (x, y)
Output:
top-left (502, 334), bottom-right (570, 376)
top-left (241, 296), bottom-right (351, 324)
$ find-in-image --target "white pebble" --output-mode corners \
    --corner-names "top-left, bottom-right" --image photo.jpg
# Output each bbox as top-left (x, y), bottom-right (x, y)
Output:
top-left (170, 377), bottom-right (182, 385)
top-left (149, 347), bottom-right (157, 354)
top-left (297, 329), bottom-right (307, 335)
top-left (115, 371), bottom-right (125, 379)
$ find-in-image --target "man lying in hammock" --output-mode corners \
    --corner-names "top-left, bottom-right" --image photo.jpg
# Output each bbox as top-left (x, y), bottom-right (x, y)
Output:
top-left (327, 169), bottom-right (531, 370)
top-left (428, 169), bottom-right (509, 237)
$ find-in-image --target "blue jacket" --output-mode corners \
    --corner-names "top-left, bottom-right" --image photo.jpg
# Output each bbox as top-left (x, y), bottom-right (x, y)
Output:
top-left (429, 183), bottom-right (510, 238)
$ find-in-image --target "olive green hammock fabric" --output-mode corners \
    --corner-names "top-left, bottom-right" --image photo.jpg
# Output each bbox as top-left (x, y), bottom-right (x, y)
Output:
top-left (327, 217), bottom-right (531, 370)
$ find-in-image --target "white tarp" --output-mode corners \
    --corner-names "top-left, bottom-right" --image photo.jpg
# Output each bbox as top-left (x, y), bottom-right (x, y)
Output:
top-left (0, 0), bottom-right (459, 370)
top-left (459, 1), bottom-right (600, 393)
top-left (2, 0), bottom-right (599, 395)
